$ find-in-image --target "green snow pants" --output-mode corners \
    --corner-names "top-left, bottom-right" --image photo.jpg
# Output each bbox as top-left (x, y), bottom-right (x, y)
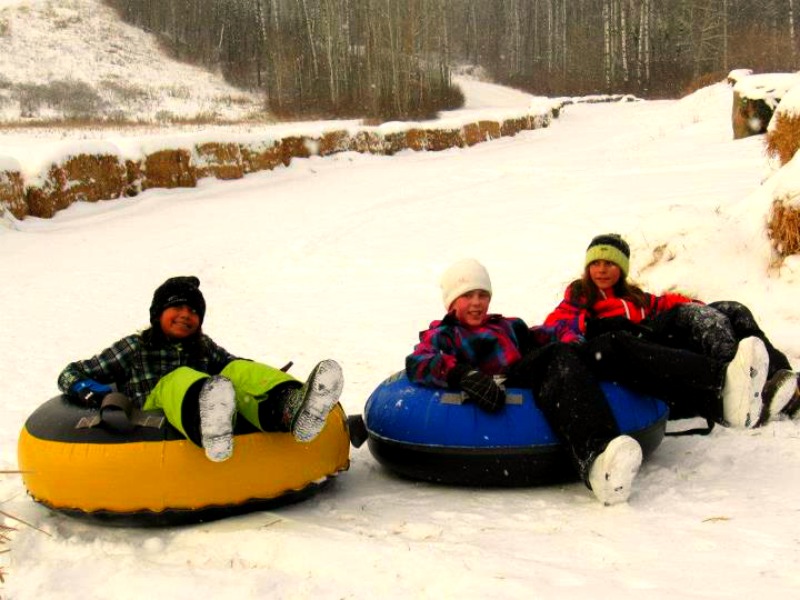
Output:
top-left (142, 359), bottom-right (296, 439)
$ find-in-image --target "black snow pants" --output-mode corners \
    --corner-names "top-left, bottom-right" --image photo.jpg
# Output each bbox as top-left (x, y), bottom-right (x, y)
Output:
top-left (644, 301), bottom-right (790, 381)
top-left (505, 343), bottom-right (620, 480)
top-left (709, 301), bottom-right (791, 379)
top-left (581, 331), bottom-right (727, 422)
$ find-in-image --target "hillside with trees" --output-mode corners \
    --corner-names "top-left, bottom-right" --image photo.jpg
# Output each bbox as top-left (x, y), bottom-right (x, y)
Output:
top-left (105, 0), bottom-right (799, 121)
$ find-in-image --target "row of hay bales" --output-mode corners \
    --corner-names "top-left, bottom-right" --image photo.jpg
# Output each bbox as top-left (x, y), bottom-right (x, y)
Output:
top-left (0, 109), bottom-right (557, 221)
top-left (766, 105), bottom-right (800, 260)
top-left (728, 69), bottom-right (800, 262)
top-left (761, 79), bottom-right (800, 261)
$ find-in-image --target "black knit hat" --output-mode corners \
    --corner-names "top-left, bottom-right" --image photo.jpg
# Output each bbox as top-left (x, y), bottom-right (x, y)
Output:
top-left (585, 233), bottom-right (631, 275)
top-left (149, 276), bottom-right (206, 325)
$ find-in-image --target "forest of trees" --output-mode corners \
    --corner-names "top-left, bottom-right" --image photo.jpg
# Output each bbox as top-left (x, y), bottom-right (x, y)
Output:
top-left (103, 0), bottom-right (800, 121)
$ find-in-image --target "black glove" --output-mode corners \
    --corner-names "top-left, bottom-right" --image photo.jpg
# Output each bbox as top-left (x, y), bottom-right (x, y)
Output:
top-left (458, 370), bottom-right (506, 413)
top-left (585, 317), bottom-right (652, 340)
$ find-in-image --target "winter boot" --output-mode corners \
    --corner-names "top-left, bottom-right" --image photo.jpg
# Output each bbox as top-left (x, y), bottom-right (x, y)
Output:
top-left (587, 435), bottom-right (642, 506)
top-left (198, 375), bottom-right (237, 462)
top-left (280, 360), bottom-right (344, 443)
top-left (780, 374), bottom-right (800, 418)
top-left (721, 336), bottom-right (768, 428)
top-left (758, 369), bottom-right (798, 424)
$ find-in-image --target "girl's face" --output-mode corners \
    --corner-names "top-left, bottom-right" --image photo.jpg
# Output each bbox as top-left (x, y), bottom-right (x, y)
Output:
top-left (159, 304), bottom-right (201, 339)
top-left (450, 289), bottom-right (491, 327)
top-left (588, 260), bottom-right (622, 290)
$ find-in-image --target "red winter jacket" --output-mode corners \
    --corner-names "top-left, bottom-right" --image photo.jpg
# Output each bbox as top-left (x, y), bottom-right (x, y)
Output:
top-left (543, 284), bottom-right (697, 343)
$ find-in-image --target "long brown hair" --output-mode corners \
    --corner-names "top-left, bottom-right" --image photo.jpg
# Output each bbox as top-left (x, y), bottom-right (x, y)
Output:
top-left (567, 265), bottom-right (649, 310)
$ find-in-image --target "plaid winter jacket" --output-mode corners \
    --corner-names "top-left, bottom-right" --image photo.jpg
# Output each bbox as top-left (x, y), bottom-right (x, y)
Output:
top-left (57, 331), bottom-right (238, 406)
top-left (543, 284), bottom-right (695, 344)
top-left (405, 312), bottom-right (538, 388)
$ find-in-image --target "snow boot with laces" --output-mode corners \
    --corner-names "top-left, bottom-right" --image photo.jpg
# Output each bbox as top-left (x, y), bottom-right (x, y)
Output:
top-left (280, 360), bottom-right (344, 443)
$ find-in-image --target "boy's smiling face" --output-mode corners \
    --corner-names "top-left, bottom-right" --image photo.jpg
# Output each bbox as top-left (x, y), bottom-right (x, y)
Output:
top-left (450, 289), bottom-right (491, 327)
top-left (159, 304), bottom-right (201, 339)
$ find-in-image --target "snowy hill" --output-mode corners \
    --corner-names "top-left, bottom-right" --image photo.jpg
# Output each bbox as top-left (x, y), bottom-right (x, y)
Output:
top-left (2, 79), bottom-right (800, 599)
top-left (0, 0), bottom-right (264, 124)
top-left (2, 2), bottom-right (800, 599)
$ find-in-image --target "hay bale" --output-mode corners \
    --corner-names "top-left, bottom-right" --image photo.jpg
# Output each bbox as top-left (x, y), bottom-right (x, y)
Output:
top-left (769, 198), bottom-right (800, 259)
top-left (383, 132), bottom-right (410, 155)
top-left (531, 112), bottom-right (552, 129)
top-left (24, 165), bottom-right (69, 218)
top-left (350, 131), bottom-right (385, 154)
top-left (319, 130), bottom-right (351, 156)
top-left (240, 141), bottom-right (284, 174)
top-left (731, 90), bottom-right (774, 139)
top-left (462, 123), bottom-right (483, 146)
top-left (501, 117), bottom-right (529, 137)
top-left (26, 185), bottom-right (59, 218)
top-left (142, 148), bottom-right (196, 190)
top-left (124, 159), bottom-right (143, 196)
top-left (426, 128), bottom-right (465, 152)
top-left (61, 153), bottom-right (126, 203)
top-left (478, 120), bottom-right (502, 140)
top-left (0, 169), bottom-right (27, 220)
top-left (195, 142), bottom-right (244, 181)
top-left (766, 111), bottom-right (800, 166)
top-left (405, 129), bottom-right (428, 152)
top-left (280, 136), bottom-right (312, 166)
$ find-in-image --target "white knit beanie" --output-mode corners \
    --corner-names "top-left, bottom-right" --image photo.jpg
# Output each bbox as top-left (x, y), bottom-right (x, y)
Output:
top-left (440, 259), bottom-right (492, 310)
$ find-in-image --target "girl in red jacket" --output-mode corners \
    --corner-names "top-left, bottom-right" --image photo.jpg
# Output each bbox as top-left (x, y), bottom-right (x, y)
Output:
top-left (407, 258), bottom-right (643, 505)
top-left (544, 233), bottom-right (797, 423)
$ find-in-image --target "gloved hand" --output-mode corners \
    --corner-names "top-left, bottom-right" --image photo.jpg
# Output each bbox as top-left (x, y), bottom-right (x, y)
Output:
top-left (70, 379), bottom-right (113, 405)
top-left (459, 370), bottom-right (506, 413)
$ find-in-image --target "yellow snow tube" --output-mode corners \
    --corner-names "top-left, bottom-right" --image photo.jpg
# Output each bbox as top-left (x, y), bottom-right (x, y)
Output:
top-left (18, 396), bottom-right (350, 525)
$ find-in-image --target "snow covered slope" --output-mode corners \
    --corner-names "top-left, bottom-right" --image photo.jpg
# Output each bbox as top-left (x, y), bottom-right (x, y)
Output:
top-left (0, 0), bottom-right (263, 123)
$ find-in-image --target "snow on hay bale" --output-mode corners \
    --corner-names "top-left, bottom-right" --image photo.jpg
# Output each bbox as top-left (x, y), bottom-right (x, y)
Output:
top-left (280, 136), bottom-right (313, 165)
top-left (382, 130), bottom-right (412, 155)
top-left (501, 116), bottom-right (530, 136)
top-left (124, 159), bottom-right (144, 196)
top-left (194, 142), bottom-right (244, 181)
top-left (731, 72), bottom-right (800, 139)
top-left (5, 105), bottom-right (560, 219)
top-left (318, 130), bottom-right (352, 156)
top-left (349, 130), bottom-right (384, 154)
top-left (760, 82), bottom-right (800, 260)
top-left (0, 166), bottom-right (27, 220)
top-left (766, 111), bottom-right (800, 166)
top-left (768, 197), bottom-right (800, 260)
top-left (426, 127), bottom-right (466, 152)
top-left (239, 140), bottom-right (284, 174)
top-left (25, 153), bottom-right (127, 218)
top-left (766, 83), bottom-right (800, 166)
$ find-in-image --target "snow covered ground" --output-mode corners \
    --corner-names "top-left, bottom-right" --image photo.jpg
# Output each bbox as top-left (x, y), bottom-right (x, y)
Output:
top-left (2, 55), bottom-right (800, 600)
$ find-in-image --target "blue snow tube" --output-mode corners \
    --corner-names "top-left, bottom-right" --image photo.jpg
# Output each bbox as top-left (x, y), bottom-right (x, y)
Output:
top-left (364, 371), bottom-right (668, 486)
